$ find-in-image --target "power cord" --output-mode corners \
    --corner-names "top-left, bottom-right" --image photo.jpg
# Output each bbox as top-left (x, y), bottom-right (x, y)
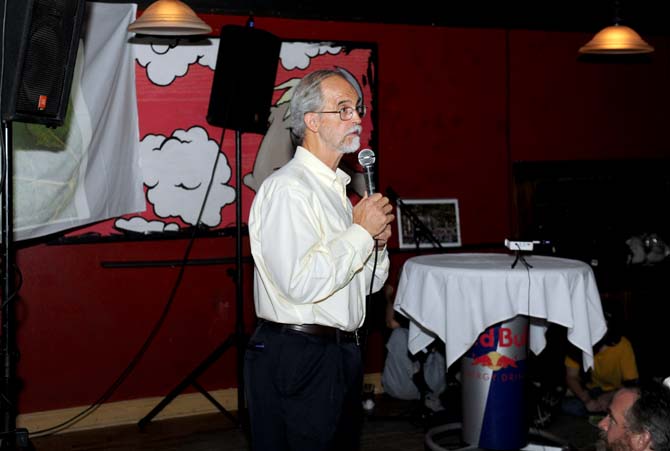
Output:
top-left (30, 127), bottom-right (227, 437)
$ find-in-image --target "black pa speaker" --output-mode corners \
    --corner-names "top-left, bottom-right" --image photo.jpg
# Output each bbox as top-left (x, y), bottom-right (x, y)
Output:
top-left (1, 0), bottom-right (86, 127)
top-left (207, 25), bottom-right (281, 134)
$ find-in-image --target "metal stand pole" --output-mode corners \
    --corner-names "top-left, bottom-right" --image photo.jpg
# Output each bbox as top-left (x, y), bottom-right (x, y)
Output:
top-left (0, 122), bottom-right (29, 450)
top-left (0, 121), bottom-right (16, 449)
top-left (138, 130), bottom-right (247, 432)
top-left (386, 187), bottom-right (443, 250)
top-left (234, 129), bottom-right (246, 422)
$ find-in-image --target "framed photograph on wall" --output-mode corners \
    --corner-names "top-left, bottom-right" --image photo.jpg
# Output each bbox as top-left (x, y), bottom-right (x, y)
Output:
top-left (397, 198), bottom-right (461, 249)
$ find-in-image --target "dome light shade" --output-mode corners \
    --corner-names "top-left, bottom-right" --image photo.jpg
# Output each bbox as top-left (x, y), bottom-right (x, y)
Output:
top-left (128, 0), bottom-right (212, 36)
top-left (579, 24), bottom-right (654, 54)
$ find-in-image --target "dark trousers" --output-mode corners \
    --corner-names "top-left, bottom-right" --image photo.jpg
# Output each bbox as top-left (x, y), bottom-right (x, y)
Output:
top-left (561, 387), bottom-right (605, 417)
top-left (244, 322), bottom-right (363, 451)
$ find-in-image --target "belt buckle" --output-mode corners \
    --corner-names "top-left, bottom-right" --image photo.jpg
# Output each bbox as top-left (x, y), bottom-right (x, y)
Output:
top-left (354, 330), bottom-right (360, 346)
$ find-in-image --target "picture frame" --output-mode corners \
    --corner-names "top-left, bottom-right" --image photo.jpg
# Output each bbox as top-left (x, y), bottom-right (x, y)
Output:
top-left (396, 198), bottom-right (461, 249)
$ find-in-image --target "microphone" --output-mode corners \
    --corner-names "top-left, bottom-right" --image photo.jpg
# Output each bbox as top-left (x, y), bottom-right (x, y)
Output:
top-left (357, 148), bottom-right (376, 195)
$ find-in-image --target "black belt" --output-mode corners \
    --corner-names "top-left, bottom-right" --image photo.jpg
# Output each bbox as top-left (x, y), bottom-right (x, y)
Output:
top-left (262, 320), bottom-right (360, 345)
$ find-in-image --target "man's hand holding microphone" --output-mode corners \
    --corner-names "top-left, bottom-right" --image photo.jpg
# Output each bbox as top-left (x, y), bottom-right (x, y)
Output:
top-left (353, 149), bottom-right (393, 248)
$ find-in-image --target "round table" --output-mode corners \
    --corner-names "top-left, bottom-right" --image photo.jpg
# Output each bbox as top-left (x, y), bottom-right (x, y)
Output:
top-left (394, 253), bottom-right (607, 449)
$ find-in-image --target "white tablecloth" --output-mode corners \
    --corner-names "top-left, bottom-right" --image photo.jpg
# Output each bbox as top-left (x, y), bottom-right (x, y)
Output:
top-left (394, 253), bottom-right (607, 370)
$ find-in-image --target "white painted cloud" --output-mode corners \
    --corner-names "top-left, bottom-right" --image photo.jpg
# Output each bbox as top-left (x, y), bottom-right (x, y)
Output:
top-left (279, 42), bottom-right (342, 70)
top-left (134, 37), bottom-right (218, 86)
top-left (139, 126), bottom-right (236, 227)
top-left (134, 39), bottom-right (344, 86)
top-left (114, 217), bottom-right (180, 234)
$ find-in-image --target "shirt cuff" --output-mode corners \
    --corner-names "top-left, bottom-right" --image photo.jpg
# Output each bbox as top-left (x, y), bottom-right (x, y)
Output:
top-left (372, 244), bottom-right (389, 262)
top-left (345, 224), bottom-right (375, 256)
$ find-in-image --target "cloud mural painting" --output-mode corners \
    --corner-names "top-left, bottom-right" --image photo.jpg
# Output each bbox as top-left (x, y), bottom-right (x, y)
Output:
top-left (134, 37), bottom-right (218, 86)
top-left (135, 126), bottom-right (236, 228)
top-left (70, 35), bottom-right (376, 240)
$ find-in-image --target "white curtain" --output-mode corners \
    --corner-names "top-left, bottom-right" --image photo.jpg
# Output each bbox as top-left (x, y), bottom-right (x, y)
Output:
top-left (7, 2), bottom-right (144, 241)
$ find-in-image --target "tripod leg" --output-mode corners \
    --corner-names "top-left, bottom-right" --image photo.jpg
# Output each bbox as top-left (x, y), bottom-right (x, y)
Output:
top-left (138, 334), bottom-right (236, 430)
top-left (192, 380), bottom-right (237, 424)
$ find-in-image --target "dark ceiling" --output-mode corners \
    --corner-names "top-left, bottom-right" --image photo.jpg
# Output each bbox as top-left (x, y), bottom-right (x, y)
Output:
top-left (95, 0), bottom-right (670, 35)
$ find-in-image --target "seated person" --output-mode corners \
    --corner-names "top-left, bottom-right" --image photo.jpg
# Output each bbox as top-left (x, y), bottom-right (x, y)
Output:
top-left (380, 284), bottom-right (447, 411)
top-left (562, 307), bottom-right (638, 416)
top-left (597, 380), bottom-right (670, 451)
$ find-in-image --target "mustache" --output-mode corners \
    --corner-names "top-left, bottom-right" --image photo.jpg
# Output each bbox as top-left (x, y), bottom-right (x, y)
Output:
top-left (346, 125), bottom-right (362, 135)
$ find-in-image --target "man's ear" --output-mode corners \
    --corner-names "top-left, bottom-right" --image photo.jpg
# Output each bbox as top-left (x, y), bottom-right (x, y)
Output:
top-left (630, 429), bottom-right (651, 451)
top-left (304, 112), bottom-right (319, 132)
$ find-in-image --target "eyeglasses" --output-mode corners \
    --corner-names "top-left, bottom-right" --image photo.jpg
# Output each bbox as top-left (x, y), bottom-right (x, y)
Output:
top-left (314, 104), bottom-right (367, 121)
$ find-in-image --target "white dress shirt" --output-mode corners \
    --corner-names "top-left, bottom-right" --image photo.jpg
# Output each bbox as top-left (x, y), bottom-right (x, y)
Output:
top-left (249, 146), bottom-right (390, 331)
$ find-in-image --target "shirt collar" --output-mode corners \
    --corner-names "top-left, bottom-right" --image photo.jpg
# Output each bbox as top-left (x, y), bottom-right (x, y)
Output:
top-left (295, 146), bottom-right (351, 186)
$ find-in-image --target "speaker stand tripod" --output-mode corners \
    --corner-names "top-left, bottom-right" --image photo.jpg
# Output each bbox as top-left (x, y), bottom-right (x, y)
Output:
top-left (138, 130), bottom-right (247, 431)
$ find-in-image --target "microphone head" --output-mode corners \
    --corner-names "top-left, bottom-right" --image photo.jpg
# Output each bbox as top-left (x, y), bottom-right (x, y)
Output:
top-left (357, 148), bottom-right (375, 168)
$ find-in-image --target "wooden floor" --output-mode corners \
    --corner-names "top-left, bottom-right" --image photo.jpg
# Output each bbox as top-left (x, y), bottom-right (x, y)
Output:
top-left (29, 395), bottom-right (600, 451)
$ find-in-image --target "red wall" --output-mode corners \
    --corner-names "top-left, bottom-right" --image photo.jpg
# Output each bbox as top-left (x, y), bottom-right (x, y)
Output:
top-left (509, 30), bottom-right (670, 161)
top-left (15, 15), bottom-right (670, 413)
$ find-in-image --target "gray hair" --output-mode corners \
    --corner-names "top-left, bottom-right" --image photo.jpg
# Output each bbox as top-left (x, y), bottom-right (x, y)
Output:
top-left (289, 68), bottom-right (350, 143)
top-left (625, 383), bottom-right (670, 451)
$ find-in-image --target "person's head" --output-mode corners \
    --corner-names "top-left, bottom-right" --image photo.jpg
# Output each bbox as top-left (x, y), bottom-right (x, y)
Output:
top-left (602, 302), bottom-right (624, 346)
top-left (598, 383), bottom-right (670, 451)
top-left (289, 68), bottom-right (365, 154)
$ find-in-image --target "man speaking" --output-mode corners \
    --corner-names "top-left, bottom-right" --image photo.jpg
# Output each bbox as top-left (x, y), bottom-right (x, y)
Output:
top-left (245, 68), bottom-right (394, 451)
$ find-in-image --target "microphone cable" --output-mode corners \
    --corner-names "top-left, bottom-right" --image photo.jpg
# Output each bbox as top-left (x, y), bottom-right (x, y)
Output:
top-left (30, 126), bottom-right (227, 437)
top-left (31, 22), bottom-right (259, 436)
top-left (511, 242), bottom-right (533, 371)
top-left (368, 239), bottom-right (379, 297)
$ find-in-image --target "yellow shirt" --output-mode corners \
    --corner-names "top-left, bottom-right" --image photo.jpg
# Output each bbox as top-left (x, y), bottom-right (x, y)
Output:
top-left (249, 146), bottom-right (390, 331)
top-left (565, 336), bottom-right (638, 392)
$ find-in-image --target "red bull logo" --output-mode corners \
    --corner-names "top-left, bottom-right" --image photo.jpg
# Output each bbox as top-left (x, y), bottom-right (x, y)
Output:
top-left (478, 327), bottom-right (527, 348)
top-left (471, 351), bottom-right (517, 371)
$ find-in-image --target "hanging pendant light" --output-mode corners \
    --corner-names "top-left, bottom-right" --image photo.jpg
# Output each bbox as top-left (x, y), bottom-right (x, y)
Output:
top-left (579, 1), bottom-right (653, 55)
top-left (579, 23), bottom-right (654, 54)
top-left (128, 0), bottom-right (212, 36)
